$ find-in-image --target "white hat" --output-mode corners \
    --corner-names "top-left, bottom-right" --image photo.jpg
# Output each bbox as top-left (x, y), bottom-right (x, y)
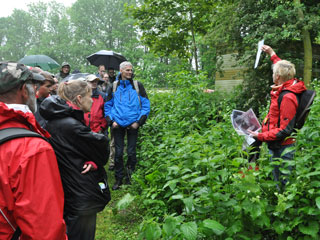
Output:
top-left (85, 74), bottom-right (99, 82)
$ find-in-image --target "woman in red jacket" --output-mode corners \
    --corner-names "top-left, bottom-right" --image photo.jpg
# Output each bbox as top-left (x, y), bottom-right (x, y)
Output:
top-left (249, 45), bottom-right (306, 187)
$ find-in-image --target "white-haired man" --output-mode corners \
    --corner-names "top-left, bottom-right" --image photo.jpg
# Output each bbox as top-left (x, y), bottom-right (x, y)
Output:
top-left (104, 61), bottom-right (150, 190)
top-left (249, 45), bottom-right (307, 188)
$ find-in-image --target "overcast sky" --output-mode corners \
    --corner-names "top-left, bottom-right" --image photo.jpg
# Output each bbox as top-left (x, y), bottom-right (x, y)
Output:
top-left (0, 0), bottom-right (76, 17)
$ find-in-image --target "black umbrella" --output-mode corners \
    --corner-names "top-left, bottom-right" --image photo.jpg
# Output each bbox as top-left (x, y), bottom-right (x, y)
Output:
top-left (62, 73), bottom-right (90, 82)
top-left (86, 50), bottom-right (127, 71)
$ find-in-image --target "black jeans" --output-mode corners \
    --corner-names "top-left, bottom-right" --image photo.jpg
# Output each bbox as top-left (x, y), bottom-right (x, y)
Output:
top-left (113, 126), bottom-right (139, 180)
top-left (65, 213), bottom-right (97, 240)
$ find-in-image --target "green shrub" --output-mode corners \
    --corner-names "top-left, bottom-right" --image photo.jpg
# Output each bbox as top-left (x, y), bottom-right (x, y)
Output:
top-left (131, 74), bottom-right (320, 239)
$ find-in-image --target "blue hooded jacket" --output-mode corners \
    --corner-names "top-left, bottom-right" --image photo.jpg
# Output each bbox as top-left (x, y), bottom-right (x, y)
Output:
top-left (104, 76), bottom-right (150, 127)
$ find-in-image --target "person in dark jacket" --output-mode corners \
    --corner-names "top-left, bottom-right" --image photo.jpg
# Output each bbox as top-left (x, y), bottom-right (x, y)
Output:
top-left (40, 80), bottom-right (111, 240)
top-left (95, 64), bottom-right (106, 80)
top-left (249, 45), bottom-right (306, 187)
top-left (107, 67), bottom-right (116, 83)
top-left (55, 62), bottom-right (71, 82)
top-left (34, 71), bottom-right (54, 128)
top-left (104, 61), bottom-right (150, 190)
top-left (100, 72), bottom-right (112, 94)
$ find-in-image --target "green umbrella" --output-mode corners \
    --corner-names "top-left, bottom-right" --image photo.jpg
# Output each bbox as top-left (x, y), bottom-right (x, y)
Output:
top-left (18, 55), bottom-right (60, 71)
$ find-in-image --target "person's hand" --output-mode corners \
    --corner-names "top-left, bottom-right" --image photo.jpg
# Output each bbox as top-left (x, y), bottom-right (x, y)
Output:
top-left (130, 122), bottom-right (139, 129)
top-left (247, 130), bottom-right (259, 139)
top-left (261, 45), bottom-right (276, 57)
top-left (112, 122), bottom-right (119, 129)
top-left (81, 163), bottom-right (93, 174)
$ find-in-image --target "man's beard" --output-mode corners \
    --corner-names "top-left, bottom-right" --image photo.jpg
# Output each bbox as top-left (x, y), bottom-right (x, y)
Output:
top-left (25, 83), bottom-right (37, 113)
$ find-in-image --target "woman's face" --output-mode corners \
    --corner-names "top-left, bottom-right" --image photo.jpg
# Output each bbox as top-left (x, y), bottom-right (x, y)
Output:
top-left (78, 90), bottom-right (93, 113)
top-left (88, 79), bottom-right (99, 89)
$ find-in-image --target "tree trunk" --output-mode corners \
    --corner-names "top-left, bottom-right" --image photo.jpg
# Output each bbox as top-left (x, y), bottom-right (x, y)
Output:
top-left (188, 5), bottom-right (199, 74)
top-left (294, 0), bottom-right (312, 87)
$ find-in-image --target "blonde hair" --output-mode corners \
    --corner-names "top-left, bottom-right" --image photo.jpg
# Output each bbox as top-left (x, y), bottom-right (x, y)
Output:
top-left (273, 60), bottom-right (296, 81)
top-left (58, 80), bottom-right (91, 105)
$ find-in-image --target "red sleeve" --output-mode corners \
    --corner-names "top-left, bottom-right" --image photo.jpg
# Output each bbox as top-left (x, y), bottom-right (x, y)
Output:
top-left (85, 161), bottom-right (98, 170)
top-left (270, 54), bottom-right (281, 64)
top-left (12, 139), bottom-right (67, 240)
top-left (258, 93), bottom-right (298, 142)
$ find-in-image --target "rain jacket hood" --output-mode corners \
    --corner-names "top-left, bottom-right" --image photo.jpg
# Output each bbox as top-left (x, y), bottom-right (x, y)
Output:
top-left (0, 102), bottom-right (50, 137)
top-left (40, 95), bottom-right (84, 122)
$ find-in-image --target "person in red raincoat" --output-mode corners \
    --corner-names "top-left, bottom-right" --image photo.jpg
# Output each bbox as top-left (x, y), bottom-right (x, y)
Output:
top-left (0, 62), bottom-right (67, 240)
top-left (249, 45), bottom-right (307, 187)
top-left (84, 74), bottom-right (108, 133)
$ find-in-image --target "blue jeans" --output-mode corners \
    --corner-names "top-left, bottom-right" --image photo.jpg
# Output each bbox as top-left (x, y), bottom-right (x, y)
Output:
top-left (269, 144), bottom-right (295, 186)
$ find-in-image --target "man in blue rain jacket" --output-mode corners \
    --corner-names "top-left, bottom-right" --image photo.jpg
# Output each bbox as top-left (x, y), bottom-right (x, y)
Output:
top-left (104, 61), bottom-right (150, 190)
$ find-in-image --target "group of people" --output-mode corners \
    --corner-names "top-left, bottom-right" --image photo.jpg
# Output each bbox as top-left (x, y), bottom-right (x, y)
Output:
top-left (0, 44), bottom-right (307, 239)
top-left (0, 60), bottom-right (150, 239)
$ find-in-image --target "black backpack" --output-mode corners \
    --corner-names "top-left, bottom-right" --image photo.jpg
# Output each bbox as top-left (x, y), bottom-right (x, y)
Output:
top-left (278, 89), bottom-right (316, 129)
top-left (0, 127), bottom-right (47, 240)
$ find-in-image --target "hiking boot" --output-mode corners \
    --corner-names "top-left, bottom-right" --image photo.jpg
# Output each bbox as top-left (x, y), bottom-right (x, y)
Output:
top-left (124, 176), bottom-right (131, 185)
top-left (112, 179), bottom-right (122, 190)
top-left (124, 167), bottom-right (133, 185)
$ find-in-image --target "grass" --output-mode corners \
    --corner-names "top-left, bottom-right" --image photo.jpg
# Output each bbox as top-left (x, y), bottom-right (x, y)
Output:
top-left (95, 167), bottom-right (143, 240)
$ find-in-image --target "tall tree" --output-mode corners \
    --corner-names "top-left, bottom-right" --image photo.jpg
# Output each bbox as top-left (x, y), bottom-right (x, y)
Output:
top-left (293, 0), bottom-right (313, 86)
top-left (131, 0), bottom-right (214, 73)
top-left (206, 0), bottom-right (320, 111)
top-left (69, 0), bottom-right (140, 68)
top-left (27, 1), bottom-right (73, 66)
top-left (0, 10), bottom-right (33, 61)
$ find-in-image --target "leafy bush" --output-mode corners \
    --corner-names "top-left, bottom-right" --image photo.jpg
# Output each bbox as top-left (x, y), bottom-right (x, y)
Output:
top-left (129, 73), bottom-right (320, 239)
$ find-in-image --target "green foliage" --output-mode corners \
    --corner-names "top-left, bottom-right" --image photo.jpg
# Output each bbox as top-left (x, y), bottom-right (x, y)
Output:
top-left (0, 9), bottom-right (33, 61)
top-left (131, 72), bottom-right (320, 239)
top-left (131, 0), bottom-right (213, 58)
top-left (206, 0), bottom-right (320, 113)
top-left (116, 193), bottom-right (136, 211)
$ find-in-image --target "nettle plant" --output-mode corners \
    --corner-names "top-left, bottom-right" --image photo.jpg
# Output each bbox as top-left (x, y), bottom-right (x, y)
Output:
top-left (124, 78), bottom-right (320, 239)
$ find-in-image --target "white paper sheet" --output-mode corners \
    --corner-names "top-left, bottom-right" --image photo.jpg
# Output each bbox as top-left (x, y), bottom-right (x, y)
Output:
top-left (254, 39), bottom-right (264, 69)
top-left (231, 108), bottom-right (261, 145)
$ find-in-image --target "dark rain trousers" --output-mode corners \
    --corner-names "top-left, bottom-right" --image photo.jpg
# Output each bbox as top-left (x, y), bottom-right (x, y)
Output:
top-left (114, 126), bottom-right (138, 180)
top-left (65, 213), bottom-right (96, 240)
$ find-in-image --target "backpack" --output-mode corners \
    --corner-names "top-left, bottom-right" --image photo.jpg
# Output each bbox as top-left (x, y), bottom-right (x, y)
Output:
top-left (0, 127), bottom-right (47, 240)
top-left (278, 89), bottom-right (316, 129)
top-left (112, 80), bottom-right (141, 107)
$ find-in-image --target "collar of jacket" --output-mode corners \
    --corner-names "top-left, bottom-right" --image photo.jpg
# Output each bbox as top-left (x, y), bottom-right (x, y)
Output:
top-left (66, 101), bottom-right (85, 122)
top-left (0, 102), bottom-right (51, 138)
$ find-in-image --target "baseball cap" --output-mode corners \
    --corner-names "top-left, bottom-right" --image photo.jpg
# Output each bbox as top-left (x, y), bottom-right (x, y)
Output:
top-left (0, 61), bottom-right (37, 94)
top-left (40, 71), bottom-right (55, 84)
top-left (85, 74), bottom-right (100, 82)
top-left (61, 62), bottom-right (70, 68)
